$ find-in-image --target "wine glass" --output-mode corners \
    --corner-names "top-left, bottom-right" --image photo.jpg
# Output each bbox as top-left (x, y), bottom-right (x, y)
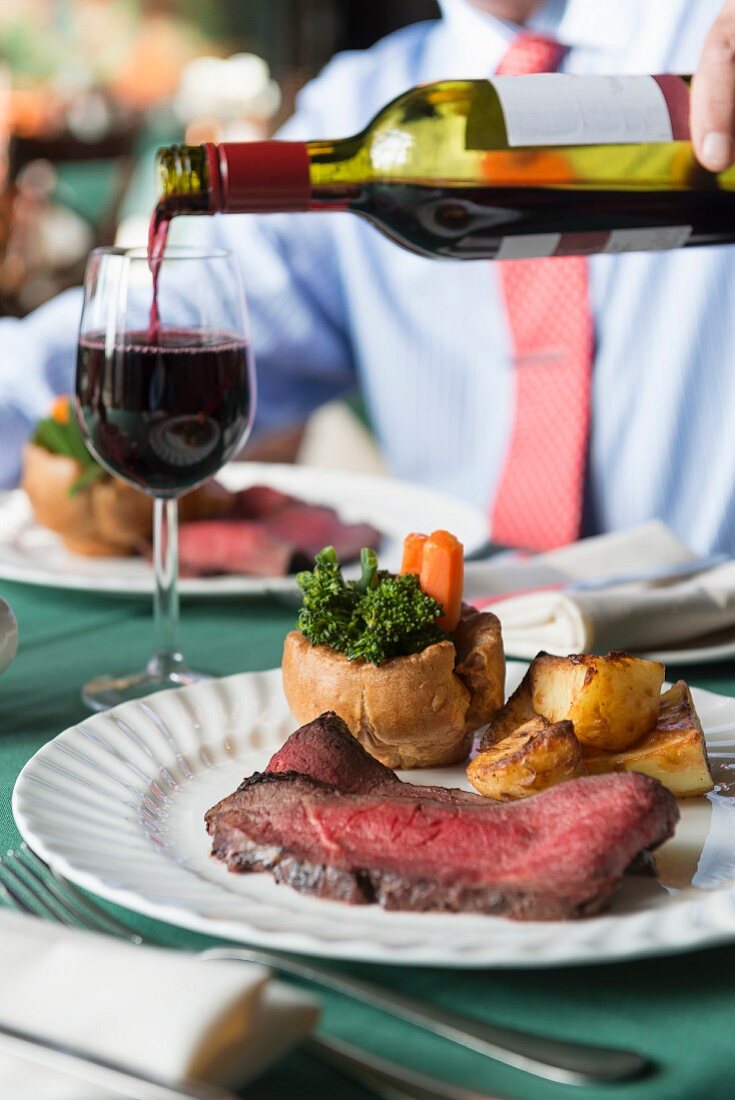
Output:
top-left (75, 245), bottom-right (255, 711)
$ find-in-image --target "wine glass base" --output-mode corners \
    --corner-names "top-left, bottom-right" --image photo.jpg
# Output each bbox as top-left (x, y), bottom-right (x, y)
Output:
top-left (81, 664), bottom-right (212, 712)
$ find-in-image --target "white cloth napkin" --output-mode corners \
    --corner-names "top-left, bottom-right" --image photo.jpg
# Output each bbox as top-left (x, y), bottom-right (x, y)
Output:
top-left (464, 521), bottom-right (735, 658)
top-left (0, 909), bottom-right (319, 1099)
top-left (0, 597), bottom-right (18, 675)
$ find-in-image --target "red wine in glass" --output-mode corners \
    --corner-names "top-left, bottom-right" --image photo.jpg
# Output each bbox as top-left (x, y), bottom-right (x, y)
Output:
top-left (77, 326), bottom-right (253, 494)
top-left (74, 244), bottom-right (254, 711)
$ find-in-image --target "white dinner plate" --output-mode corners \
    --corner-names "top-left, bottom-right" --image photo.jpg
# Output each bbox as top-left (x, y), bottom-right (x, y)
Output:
top-left (0, 463), bottom-right (487, 598)
top-left (13, 662), bottom-right (735, 968)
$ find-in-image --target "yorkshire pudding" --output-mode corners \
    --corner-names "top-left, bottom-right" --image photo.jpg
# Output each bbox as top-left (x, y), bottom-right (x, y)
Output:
top-left (282, 605), bottom-right (505, 769)
top-left (22, 442), bottom-right (231, 556)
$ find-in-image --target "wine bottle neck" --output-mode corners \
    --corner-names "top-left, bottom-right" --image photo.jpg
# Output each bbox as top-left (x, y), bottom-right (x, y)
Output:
top-left (204, 141), bottom-right (312, 213)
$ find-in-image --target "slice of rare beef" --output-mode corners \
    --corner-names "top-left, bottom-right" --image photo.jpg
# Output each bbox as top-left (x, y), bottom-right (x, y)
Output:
top-left (206, 757), bottom-right (678, 920)
top-left (229, 485), bottom-right (298, 519)
top-left (178, 501), bottom-right (381, 576)
top-left (266, 712), bottom-right (484, 805)
top-left (266, 713), bottom-right (396, 792)
top-left (261, 504), bottom-right (381, 561)
top-left (177, 521), bottom-right (310, 577)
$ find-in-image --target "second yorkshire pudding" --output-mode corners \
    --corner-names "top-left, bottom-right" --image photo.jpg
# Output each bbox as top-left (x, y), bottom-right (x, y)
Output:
top-left (282, 605), bottom-right (504, 769)
top-left (22, 442), bottom-right (231, 556)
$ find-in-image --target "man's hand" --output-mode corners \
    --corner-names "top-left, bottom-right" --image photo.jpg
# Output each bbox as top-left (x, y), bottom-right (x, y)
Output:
top-left (692, 0), bottom-right (735, 171)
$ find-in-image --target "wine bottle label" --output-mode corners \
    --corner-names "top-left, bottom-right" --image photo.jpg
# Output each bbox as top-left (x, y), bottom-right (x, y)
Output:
top-left (602, 225), bottom-right (692, 252)
top-left (489, 74), bottom-right (688, 147)
top-left (489, 226), bottom-right (692, 260)
top-left (495, 233), bottom-right (562, 259)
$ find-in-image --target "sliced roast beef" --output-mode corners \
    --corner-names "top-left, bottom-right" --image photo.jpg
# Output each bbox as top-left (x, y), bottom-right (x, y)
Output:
top-left (266, 712), bottom-right (482, 805)
top-left (266, 713), bottom-right (396, 791)
top-left (177, 488), bottom-right (382, 576)
top-left (261, 503), bottom-right (381, 560)
top-left (177, 521), bottom-right (310, 578)
top-left (229, 485), bottom-right (298, 519)
top-left (207, 720), bottom-right (678, 919)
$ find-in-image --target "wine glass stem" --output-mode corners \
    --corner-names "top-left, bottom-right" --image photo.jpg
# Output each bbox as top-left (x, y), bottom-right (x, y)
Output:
top-left (150, 496), bottom-right (183, 677)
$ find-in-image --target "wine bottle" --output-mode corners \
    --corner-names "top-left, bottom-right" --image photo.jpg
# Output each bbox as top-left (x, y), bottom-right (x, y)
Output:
top-left (154, 74), bottom-right (735, 261)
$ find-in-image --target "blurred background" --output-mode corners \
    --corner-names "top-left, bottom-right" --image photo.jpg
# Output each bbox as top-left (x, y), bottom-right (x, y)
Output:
top-left (0, 0), bottom-right (441, 314)
top-left (0, 0), bottom-right (439, 470)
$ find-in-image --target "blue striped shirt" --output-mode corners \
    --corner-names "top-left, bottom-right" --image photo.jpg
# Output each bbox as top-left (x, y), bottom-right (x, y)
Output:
top-left (2, 0), bottom-right (734, 554)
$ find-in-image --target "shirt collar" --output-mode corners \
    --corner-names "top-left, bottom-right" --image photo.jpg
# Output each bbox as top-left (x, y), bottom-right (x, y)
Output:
top-left (553, 0), bottom-right (636, 51)
top-left (438, 0), bottom-right (635, 59)
top-left (438, 0), bottom-right (519, 72)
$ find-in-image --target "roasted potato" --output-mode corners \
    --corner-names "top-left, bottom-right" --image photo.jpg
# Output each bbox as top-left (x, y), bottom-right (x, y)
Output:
top-left (479, 669), bottom-right (536, 749)
top-left (468, 717), bottom-right (586, 800)
top-left (529, 651), bottom-right (664, 751)
top-left (583, 681), bottom-right (713, 798)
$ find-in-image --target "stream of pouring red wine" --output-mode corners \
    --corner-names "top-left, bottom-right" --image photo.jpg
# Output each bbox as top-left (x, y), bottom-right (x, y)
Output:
top-left (147, 201), bottom-right (171, 340)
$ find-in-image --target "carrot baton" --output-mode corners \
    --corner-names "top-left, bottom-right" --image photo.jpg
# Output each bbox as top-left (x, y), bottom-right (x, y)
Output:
top-left (419, 530), bottom-right (464, 632)
top-left (51, 395), bottom-right (71, 425)
top-left (400, 532), bottom-right (427, 575)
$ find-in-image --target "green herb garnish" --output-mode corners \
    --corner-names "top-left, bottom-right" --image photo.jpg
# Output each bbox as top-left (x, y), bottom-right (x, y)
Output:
top-left (296, 546), bottom-right (446, 665)
top-left (31, 398), bottom-right (105, 496)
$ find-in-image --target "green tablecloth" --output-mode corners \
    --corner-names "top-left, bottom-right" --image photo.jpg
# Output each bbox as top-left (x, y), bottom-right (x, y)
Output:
top-left (2, 577), bottom-right (735, 1100)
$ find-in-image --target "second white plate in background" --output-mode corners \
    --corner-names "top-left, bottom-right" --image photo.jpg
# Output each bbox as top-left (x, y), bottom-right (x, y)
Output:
top-left (0, 463), bottom-right (487, 598)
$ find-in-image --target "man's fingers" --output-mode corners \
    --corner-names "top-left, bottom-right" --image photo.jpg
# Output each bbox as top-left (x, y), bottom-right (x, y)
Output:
top-left (692, 1), bottom-right (735, 172)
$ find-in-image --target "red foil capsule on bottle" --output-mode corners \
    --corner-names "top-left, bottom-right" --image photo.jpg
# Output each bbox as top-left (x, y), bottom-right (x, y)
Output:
top-left (204, 142), bottom-right (312, 213)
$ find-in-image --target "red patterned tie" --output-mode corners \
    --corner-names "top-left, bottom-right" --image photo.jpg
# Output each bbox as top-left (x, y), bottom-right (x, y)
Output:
top-left (490, 34), bottom-right (594, 551)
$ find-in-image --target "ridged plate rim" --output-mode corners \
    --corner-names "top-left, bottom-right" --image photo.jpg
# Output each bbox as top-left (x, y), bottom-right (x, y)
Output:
top-left (12, 663), bottom-right (735, 968)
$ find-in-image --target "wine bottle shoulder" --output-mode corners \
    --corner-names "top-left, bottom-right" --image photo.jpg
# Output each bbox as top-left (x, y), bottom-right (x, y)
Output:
top-left (308, 80), bottom-right (508, 190)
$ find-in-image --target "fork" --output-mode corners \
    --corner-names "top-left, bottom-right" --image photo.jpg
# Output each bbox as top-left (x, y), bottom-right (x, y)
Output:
top-left (0, 845), bottom-right (651, 1091)
top-left (0, 848), bottom-right (510, 1100)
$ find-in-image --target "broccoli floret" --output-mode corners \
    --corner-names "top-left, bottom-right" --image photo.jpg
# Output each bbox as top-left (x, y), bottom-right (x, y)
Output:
top-left (347, 572), bottom-right (446, 664)
top-left (296, 546), bottom-right (359, 650)
top-left (296, 546), bottom-right (446, 665)
top-left (354, 547), bottom-right (380, 593)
